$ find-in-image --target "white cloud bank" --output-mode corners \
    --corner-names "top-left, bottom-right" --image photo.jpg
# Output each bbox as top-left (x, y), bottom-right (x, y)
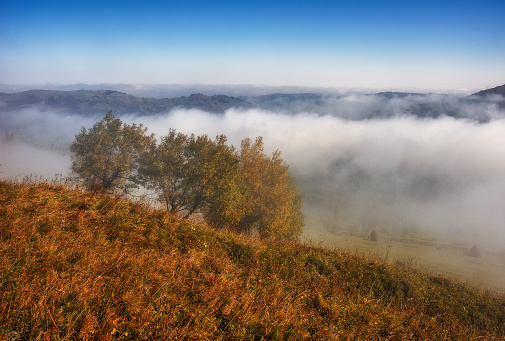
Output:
top-left (129, 107), bottom-right (505, 243)
top-left (2, 98), bottom-right (505, 245)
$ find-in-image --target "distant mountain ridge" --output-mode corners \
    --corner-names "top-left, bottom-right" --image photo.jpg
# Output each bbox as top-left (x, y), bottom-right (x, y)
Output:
top-left (471, 84), bottom-right (505, 97)
top-left (0, 89), bottom-right (247, 115)
top-left (1, 84), bottom-right (504, 117)
top-left (374, 91), bottom-right (427, 98)
top-left (466, 84), bottom-right (505, 109)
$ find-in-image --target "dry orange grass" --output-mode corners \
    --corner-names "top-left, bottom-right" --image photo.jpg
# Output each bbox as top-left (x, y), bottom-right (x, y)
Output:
top-left (1, 180), bottom-right (505, 340)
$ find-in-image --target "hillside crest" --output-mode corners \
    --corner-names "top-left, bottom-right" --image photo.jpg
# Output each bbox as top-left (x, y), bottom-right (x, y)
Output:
top-left (0, 89), bottom-right (247, 115)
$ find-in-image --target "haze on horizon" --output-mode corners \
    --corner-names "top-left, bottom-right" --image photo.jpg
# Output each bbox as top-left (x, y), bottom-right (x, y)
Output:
top-left (1, 90), bottom-right (505, 246)
top-left (1, 0), bottom-right (505, 91)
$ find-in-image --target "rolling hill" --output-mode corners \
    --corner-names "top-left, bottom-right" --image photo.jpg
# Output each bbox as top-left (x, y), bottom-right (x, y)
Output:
top-left (465, 84), bottom-right (505, 109)
top-left (0, 90), bottom-right (247, 115)
top-left (1, 180), bottom-right (505, 339)
top-left (472, 84), bottom-right (505, 97)
top-left (2, 84), bottom-right (505, 123)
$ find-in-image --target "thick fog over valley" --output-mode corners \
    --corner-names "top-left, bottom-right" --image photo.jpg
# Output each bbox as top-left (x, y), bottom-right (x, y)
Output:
top-left (2, 89), bottom-right (505, 248)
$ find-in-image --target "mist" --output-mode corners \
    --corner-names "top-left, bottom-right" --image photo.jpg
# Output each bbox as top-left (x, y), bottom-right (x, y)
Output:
top-left (0, 83), bottom-right (362, 98)
top-left (129, 108), bottom-right (505, 244)
top-left (0, 109), bottom-right (99, 180)
top-left (2, 93), bottom-right (505, 248)
top-left (0, 141), bottom-right (70, 181)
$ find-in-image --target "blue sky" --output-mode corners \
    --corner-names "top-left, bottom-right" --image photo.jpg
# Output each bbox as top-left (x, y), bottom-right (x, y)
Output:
top-left (1, 0), bottom-right (505, 91)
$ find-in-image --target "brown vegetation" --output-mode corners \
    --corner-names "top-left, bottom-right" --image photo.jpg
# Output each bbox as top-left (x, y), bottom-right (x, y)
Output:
top-left (1, 180), bottom-right (505, 340)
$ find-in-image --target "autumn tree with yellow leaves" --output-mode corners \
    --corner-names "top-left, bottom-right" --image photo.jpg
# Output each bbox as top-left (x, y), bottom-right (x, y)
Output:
top-left (203, 136), bottom-right (304, 240)
top-left (71, 114), bottom-right (304, 240)
top-left (232, 137), bottom-right (304, 240)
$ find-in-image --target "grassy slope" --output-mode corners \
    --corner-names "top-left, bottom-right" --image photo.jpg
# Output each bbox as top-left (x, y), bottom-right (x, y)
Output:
top-left (1, 181), bottom-right (505, 340)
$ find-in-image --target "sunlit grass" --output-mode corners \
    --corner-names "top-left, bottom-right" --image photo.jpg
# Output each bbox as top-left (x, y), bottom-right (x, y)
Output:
top-left (1, 180), bottom-right (505, 339)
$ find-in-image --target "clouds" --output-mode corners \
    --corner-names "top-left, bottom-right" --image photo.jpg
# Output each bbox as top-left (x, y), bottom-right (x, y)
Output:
top-left (0, 141), bottom-right (70, 181)
top-left (0, 109), bottom-right (98, 180)
top-left (1, 108), bottom-right (98, 148)
top-left (240, 92), bottom-right (505, 122)
top-left (2, 94), bottom-right (505, 244)
top-left (130, 105), bottom-right (505, 241)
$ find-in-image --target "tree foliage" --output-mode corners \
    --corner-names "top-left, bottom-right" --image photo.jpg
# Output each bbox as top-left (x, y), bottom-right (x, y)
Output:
top-left (139, 130), bottom-right (239, 219)
top-left (70, 113), bottom-right (304, 240)
top-left (70, 111), bottom-right (155, 193)
top-left (234, 137), bottom-right (304, 240)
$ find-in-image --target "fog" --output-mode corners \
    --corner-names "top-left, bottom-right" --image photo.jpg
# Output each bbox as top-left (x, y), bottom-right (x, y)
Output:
top-left (0, 83), bottom-right (356, 98)
top-left (0, 83), bottom-right (475, 98)
top-left (130, 107), bottom-right (505, 244)
top-left (2, 93), bottom-right (505, 248)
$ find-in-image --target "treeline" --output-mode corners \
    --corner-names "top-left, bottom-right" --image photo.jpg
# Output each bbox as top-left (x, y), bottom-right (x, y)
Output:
top-left (70, 111), bottom-right (303, 240)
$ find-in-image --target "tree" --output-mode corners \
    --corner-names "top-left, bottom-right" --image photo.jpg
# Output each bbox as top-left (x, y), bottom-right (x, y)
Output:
top-left (188, 134), bottom-right (242, 223)
top-left (138, 130), bottom-right (188, 215)
top-left (70, 111), bottom-right (155, 193)
top-left (70, 113), bottom-right (304, 240)
top-left (231, 137), bottom-right (304, 240)
top-left (139, 130), bottom-right (240, 219)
